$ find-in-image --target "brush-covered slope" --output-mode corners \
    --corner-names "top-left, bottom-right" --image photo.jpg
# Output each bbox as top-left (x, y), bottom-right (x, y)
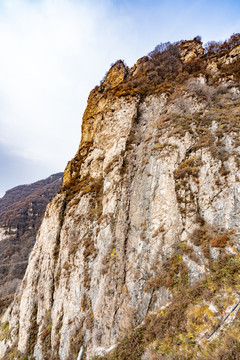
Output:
top-left (0, 173), bottom-right (63, 316)
top-left (1, 36), bottom-right (240, 360)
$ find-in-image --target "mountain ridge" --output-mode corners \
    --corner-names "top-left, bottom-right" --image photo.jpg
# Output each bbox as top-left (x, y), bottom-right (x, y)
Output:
top-left (0, 173), bottom-right (63, 317)
top-left (1, 36), bottom-right (240, 359)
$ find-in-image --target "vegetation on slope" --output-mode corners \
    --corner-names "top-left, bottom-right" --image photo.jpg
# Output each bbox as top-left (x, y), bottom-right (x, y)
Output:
top-left (96, 243), bottom-right (240, 359)
top-left (0, 173), bottom-right (63, 315)
top-left (2, 33), bottom-right (240, 360)
top-left (97, 33), bottom-right (240, 98)
top-left (90, 34), bottom-right (240, 360)
top-left (64, 33), bottom-right (240, 195)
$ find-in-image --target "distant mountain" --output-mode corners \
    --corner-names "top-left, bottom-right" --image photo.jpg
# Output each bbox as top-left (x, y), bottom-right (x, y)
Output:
top-left (0, 173), bottom-right (63, 315)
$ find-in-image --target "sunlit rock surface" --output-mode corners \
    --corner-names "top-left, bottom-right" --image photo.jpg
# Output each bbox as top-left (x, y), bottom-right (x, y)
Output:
top-left (1, 37), bottom-right (240, 360)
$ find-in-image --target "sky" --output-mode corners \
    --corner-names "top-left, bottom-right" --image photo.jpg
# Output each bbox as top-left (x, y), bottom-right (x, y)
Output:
top-left (0, 0), bottom-right (240, 197)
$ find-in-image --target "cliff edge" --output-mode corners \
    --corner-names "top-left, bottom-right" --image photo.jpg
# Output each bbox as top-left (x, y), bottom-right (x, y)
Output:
top-left (1, 36), bottom-right (240, 360)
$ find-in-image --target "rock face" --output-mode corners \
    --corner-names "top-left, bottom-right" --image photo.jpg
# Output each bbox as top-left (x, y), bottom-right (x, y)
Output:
top-left (1, 38), bottom-right (240, 360)
top-left (180, 38), bottom-right (204, 62)
top-left (0, 173), bottom-right (63, 315)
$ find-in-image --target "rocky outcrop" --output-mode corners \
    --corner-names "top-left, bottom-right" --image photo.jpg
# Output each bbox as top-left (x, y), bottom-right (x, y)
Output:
top-left (1, 38), bottom-right (240, 360)
top-left (0, 173), bottom-right (63, 315)
top-left (104, 60), bottom-right (127, 87)
top-left (180, 38), bottom-right (204, 62)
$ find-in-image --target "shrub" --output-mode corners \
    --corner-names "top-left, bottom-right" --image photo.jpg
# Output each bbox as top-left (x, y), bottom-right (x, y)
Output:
top-left (210, 234), bottom-right (229, 248)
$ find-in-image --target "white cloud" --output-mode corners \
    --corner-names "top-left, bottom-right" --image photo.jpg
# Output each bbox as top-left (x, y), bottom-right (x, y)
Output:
top-left (0, 0), bottom-right (133, 167)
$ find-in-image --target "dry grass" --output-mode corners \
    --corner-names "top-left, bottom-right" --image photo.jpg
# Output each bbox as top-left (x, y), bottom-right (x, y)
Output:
top-left (95, 251), bottom-right (240, 360)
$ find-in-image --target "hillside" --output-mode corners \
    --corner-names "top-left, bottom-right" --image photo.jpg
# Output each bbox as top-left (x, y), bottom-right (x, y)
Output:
top-left (1, 35), bottom-right (240, 359)
top-left (0, 173), bottom-right (63, 315)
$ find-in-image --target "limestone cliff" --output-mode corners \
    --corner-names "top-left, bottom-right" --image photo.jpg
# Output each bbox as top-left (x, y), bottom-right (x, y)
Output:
top-left (1, 37), bottom-right (240, 360)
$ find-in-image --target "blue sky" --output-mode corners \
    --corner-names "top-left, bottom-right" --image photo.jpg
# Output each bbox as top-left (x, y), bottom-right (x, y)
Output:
top-left (0, 0), bottom-right (240, 197)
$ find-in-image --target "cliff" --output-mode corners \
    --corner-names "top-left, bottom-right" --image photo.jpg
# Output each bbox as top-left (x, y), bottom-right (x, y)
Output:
top-left (1, 37), bottom-right (240, 360)
top-left (0, 173), bottom-right (63, 316)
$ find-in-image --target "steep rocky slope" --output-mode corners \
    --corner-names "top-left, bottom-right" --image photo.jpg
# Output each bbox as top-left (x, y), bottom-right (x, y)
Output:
top-left (1, 37), bottom-right (240, 359)
top-left (0, 173), bottom-right (63, 315)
